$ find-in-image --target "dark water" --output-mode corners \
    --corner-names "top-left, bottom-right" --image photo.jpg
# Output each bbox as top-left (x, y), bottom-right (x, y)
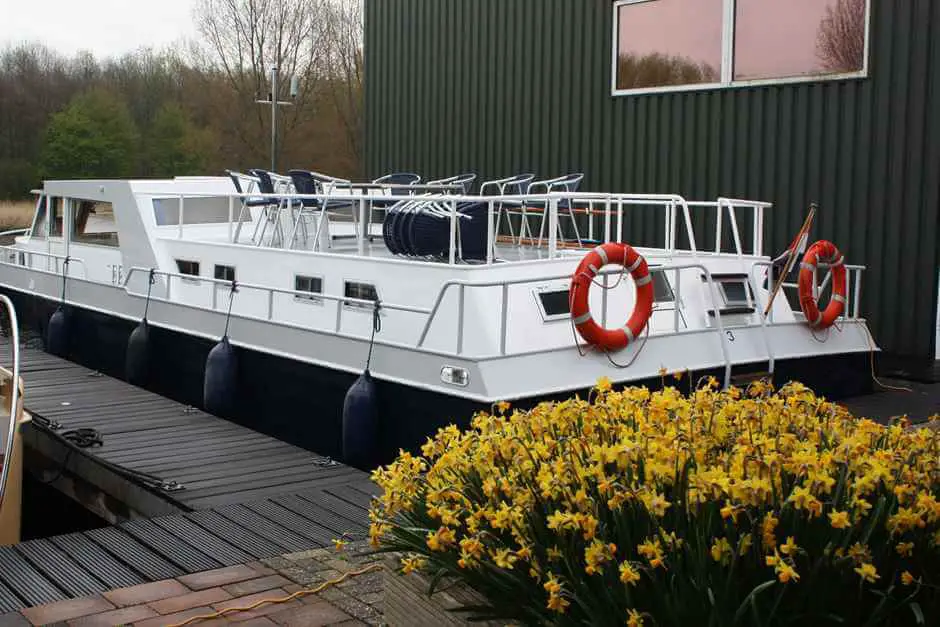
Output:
top-left (21, 474), bottom-right (108, 540)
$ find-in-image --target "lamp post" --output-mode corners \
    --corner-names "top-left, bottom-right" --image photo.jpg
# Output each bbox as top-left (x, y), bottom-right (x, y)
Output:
top-left (256, 66), bottom-right (298, 171)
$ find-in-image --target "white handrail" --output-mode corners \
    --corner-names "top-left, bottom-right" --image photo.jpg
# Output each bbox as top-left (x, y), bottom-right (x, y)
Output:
top-left (0, 246), bottom-right (88, 279)
top-left (0, 295), bottom-right (21, 515)
top-left (158, 187), bottom-right (775, 264)
top-left (415, 262), bottom-right (735, 386)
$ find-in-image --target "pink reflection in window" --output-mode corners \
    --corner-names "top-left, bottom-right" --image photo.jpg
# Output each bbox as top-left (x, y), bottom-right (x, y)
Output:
top-left (734, 0), bottom-right (866, 81)
top-left (616, 0), bottom-right (723, 90)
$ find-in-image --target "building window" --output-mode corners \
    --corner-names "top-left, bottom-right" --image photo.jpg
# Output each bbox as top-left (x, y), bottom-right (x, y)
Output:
top-left (615, 0), bottom-right (722, 91)
top-left (176, 259), bottom-right (200, 276)
top-left (613, 0), bottom-right (870, 95)
top-left (295, 275), bottom-right (323, 303)
top-left (344, 281), bottom-right (378, 309)
top-left (214, 264), bottom-right (236, 282)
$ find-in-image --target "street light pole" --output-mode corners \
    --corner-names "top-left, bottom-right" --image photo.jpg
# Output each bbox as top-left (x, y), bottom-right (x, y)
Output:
top-left (256, 66), bottom-right (297, 172)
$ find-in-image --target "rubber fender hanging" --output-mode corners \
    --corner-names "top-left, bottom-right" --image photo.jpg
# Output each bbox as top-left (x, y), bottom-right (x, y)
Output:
top-left (342, 370), bottom-right (379, 469)
top-left (125, 319), bottom-right (150, 386)
top-left (46, 306), bottom-right (69, 357)
top-left (204, 336), bottom-right (237, 416)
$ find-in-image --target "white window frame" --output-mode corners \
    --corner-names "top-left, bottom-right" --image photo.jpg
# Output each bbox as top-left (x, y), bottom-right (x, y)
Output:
top-left (294, 274), bottom-right (325, 305)
top-left (342, 279), bottom-right (380, 311)
top-left (611, 0), bottom-right (872, 96)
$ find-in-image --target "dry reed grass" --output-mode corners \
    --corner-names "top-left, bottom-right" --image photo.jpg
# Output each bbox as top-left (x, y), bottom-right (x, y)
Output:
top-left (0, 201), bottom-right (35, 230)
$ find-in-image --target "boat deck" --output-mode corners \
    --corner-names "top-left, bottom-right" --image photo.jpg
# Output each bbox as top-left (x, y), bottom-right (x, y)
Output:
top-left (0, 335), bottom-right (374, 614)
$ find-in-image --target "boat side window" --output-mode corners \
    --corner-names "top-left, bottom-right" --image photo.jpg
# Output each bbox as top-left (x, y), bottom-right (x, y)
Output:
top-left (535, 289), bottom-right (571, 322)
top-left (295, 275), bottom-right (324, 304)
top-left (703, 273), bottom-right (754, 315)
top-left (72, 200), bottom-right (119, 247)
top-left (176, 259), bottom-right (200, 277)
top-left (649, 268), bottom-right (675, 303)
top-left (153, 197), bottom-right (250, 226)
top-left (214, 264), bottom-right (236, 282)
top-left (30, 197), bottom-right (47, 239)
top-left (50, 197), bottom-right (65, 237)
top-left (344, 281), bottom-right (378, 309)
top-left (718, 280), bottom-right (751, 307)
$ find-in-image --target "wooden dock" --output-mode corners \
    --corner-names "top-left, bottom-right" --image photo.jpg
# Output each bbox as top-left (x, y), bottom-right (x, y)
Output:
top-left (0, 336), bottom-right (376, 614)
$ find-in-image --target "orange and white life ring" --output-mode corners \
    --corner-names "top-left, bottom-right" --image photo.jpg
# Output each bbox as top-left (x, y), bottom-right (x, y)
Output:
top-left (570, 243), bottom-right (654, 351)
top-left (798, 240), bottom-right (847, 329)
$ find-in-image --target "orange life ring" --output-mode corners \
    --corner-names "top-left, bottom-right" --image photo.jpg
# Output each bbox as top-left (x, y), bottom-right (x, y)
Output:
top-left (570, 243), bottom-right (654, 351)
top-left (798, 240), bottom-right (847, 329)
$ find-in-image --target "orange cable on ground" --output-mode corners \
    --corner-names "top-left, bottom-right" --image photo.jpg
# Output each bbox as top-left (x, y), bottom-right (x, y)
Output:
top-left (165, 563), bottom-right (383, 627)
top-left (860, 324), bottom-right (914, 394)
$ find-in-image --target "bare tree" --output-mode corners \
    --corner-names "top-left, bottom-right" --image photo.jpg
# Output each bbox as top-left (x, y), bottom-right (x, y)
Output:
top-left (194, 0), bottom-right (332, 160)
top-left (816, 0), bottom-right (866, 73)
top-left (322, 0), bottom-right (363, 173)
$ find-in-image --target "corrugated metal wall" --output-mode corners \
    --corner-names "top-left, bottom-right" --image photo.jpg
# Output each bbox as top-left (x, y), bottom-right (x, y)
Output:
top-left (365, 0), bottom-right (940, 359)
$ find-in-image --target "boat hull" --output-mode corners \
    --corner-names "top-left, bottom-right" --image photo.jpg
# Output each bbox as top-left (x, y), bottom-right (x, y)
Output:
top-left (2, 288), bottom-right (872, 467)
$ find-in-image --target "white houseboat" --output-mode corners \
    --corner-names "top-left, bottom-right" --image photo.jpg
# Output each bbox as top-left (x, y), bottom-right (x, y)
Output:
top-left (0, 173), bottom-right (875, 465)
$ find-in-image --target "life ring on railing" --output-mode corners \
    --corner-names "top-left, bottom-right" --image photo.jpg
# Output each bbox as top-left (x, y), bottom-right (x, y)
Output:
top-left (798, 240), bottom-right (847, 329)
top-left (570, 243), bottom-right (654, 351)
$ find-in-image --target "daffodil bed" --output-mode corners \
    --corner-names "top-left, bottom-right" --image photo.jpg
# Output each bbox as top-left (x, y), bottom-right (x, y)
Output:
top-left (369, 379), bottom-right (940, 626)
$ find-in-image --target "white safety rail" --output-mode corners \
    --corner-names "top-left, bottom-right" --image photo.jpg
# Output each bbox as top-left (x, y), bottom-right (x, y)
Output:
top-left (0, 246), bottom-right (88, 279)
top-left (121, 260), bottom-right (792, 388)
top-left (159, 189), bottom-right (773, 264)
top-left (750, 261), bottom-right (868, 323)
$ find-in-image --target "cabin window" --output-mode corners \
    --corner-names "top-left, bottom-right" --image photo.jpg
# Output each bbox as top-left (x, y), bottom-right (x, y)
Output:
top-left (719, 280), bottom-right (750, 307)
top-left (214, 264), bottom-right (236, 282)
top-left (613, 0), bottom-right (870, 95)
top-left (703, 273), bottom-right (755, 315)
top-left (295, 275), bottom-right (324, 303)
top-left (72, 200), bottom-right (119, 247)
top-left (650, 271), bottom-right (675, 303)
top-left (153, 197), bottom-right (249, 226)
top-left (536, 290), bottom-right (571, 321)
top-left (176, 259), bottom-right (200, 277)
top-left (30, 197), bottom-right (47, 239)
top-left (49, 197), bottom-right (65, 237)
top-left (344, 281), bottom-right (378, 309)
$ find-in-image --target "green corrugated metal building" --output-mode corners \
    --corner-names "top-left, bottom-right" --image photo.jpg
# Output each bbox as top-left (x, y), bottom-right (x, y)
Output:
top-left (364, 0), bottom-right (940, 363)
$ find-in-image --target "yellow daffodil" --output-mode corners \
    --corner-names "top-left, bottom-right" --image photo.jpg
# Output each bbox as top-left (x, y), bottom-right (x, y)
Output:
top-left (854, 562), bottom-right (879, 583)
top-left (627, 609), bottom-right (644, 627)
top-left (828, 510), bottom-right (851, 529)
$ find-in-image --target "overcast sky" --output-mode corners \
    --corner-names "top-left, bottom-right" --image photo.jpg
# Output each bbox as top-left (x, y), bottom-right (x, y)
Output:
top-left (0, 0), bottom-right (199, 59)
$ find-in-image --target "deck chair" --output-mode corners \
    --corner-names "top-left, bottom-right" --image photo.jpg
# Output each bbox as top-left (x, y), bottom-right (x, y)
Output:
top-left (249, 169), bottom-right (298, 247)
top-left (479, 173), bottom-right (535, 244)
top-left (287, 170), bottom-right (354, 250)
top-left (369, 172), bottom-right (421, 240)
top-left (228, 170), bottom-right (271, 243)
top-left (519, 173), bottom-right (585, 247)
top-left (427, 173), bottom-right (477, 195)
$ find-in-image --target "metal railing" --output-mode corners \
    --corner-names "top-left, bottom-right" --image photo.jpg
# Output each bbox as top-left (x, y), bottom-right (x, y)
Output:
top-left (0, 246), bottom-right (87, 279)
top-left (163, 188), bottom-right (772, 265)
top-left (415, 262), bottom-right (738, 385)
top-left (750, 261), bottom-right (866, 323)
top-left (0, 294), bottom-right (22, 516)
top-left (122, 267), bottom-right (430, 333)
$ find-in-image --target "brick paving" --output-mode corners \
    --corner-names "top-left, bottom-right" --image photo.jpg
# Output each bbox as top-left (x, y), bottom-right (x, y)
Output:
top-left (0, 543), bottom-right (384, 626)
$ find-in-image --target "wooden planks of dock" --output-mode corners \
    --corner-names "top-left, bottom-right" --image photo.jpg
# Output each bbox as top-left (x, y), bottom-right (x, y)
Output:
top-left (0, 335), bottom-right (368, 514)
top-left (0, 335), bottom-right (378, 614)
